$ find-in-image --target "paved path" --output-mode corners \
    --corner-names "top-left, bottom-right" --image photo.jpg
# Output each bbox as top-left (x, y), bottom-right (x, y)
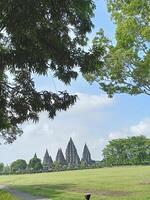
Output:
top-left (0, 185), bottom-right (50, 200)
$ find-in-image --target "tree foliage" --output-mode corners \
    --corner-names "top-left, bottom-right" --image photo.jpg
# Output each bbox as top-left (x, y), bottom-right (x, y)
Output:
top-left (28, 154), bottom-right (43, 171)
top-left (11, 159), bottom-right (27, 172)
top-left (86, 0), bottom-right (150, 97)
top-left (0, 162), bottom-right (4, 173)
top-left (103, 136), bottom-right (150, 166)
top-left (0, 0), bottom-right (95, 143)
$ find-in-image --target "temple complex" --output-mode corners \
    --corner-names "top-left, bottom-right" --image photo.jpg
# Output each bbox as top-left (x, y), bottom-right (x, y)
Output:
top-left (43, 138), bottom-right (94, 170)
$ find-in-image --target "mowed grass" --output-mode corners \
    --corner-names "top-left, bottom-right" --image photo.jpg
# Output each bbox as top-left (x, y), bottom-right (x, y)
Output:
top-left (0, 190), bottom-right (18, 200)
top-left (0, 166), bottom-right (149, 200)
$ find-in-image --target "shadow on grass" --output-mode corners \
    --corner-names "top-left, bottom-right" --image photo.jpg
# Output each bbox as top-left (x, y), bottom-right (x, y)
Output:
top-left (13, 183), bottom-right (77, 199)
top-left (12, 183), bottom-right (132, 199)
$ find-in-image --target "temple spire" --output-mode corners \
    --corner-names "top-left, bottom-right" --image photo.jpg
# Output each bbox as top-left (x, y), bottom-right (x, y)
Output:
top-left (82, 144), bottom-right (92, 165)
top-left (66, 138), bottom-right (80, 166)
top-left (34, 153), bottom-right (37, 158)
top-left (43, 149), bottom-right (53, 171)
top-left (56, 148), bottom-right (66, 165)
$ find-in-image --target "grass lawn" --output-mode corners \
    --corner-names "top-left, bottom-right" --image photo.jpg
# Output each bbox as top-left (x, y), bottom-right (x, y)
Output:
top-left (0, 166), bottom-right (149, 200)
top-left (0, 190), bottom-right (18, 200)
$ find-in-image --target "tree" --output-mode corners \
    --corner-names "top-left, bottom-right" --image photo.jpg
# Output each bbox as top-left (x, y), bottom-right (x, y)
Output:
top-left (103, 135), bottom-right (150, 166)
top-left (28, 154), bottom-right (43, 171)
top-left (52, 161), bottom-right (63, 171)
top-left (0, 0), bottom-right (95, 143)
top-left (0, 163), bottom-right (4, 173)
top-left (11, 159), bottom-right (27, 172)
top-left (86, 0), bottom-right (150, 97)
top-left (3, 165), bottom-right (11, 174)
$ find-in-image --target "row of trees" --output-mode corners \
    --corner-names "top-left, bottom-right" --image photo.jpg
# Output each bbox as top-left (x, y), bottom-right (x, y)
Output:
top-left (0, 154), bottom-right (42, 174)
top-left (103, 136), bottom-right (150, 166)
top-left (0, 154), bottom-right (100, 175)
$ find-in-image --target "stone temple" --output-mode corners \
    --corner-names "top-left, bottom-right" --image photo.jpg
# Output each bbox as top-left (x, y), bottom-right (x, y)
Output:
top-left (56, 148), bottom-right (66, 166)
top-left (43, 149), bottom-right (53, 171)
top-left (82, 144), bottom-right (92, 165)
top-left (65, 138), bottom-right (80, 166)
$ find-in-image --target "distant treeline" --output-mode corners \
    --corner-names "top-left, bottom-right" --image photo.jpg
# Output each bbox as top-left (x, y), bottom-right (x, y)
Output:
top-left (103, 135), bottom-right (150, 166)
top-left (0, 156), bottom-right (101, 175)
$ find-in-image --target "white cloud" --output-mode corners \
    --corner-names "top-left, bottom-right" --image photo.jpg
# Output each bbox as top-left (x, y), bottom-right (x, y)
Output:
top-left (108, 131), bottom-right (127, 140)
top-left (130, 118), bottom-right (150, 137)
top-left (108, 118), bottom-right (150, 140)
top-left (71, 93), bottom-right (113, 112)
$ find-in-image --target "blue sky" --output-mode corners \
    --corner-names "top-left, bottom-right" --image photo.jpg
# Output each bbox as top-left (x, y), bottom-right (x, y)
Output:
top-left (0, 0), bottom-right (150, 164)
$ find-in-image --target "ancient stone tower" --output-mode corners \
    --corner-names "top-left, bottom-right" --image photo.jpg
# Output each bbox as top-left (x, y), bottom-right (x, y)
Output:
top-left (82, 144), bottom-right (92, 165)
top-left (66, 138), bottom-right (80, 166)
top-left (56, 148), bottom-right (66, 165)
top-left (43, 149), bottom-right (53, 171)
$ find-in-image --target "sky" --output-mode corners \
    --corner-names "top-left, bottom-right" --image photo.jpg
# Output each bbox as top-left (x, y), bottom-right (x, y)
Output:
top-left (0, 0), bottom-right (150, 164)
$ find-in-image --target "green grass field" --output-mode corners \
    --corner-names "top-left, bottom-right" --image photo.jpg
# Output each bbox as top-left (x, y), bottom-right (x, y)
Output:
top-left (0, 166), bottom-right (149, 200)
top-left (0, 190), bottom-right (17, 200)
